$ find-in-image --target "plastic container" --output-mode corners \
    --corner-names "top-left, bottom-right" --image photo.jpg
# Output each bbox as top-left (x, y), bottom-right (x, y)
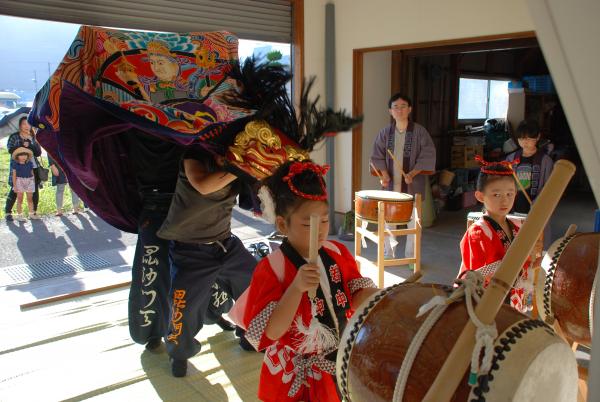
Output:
top-left (522, 75), bottom-right (555, 93)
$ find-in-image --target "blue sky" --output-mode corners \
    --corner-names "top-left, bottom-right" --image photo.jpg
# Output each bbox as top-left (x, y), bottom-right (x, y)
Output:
top-left (0, 16), bottom-right (80, 100)
top-left (0, 15), bottom-right (290, 103)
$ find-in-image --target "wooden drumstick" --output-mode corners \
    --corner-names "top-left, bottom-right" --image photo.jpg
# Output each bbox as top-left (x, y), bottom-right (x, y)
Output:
top-left (308, 213), bottom-right (320, 299)
top-left (423, 159), bottom-right (576, 402)
top-left (386, 148), bottom-right (434, 177)
top-left (386, 148), bottom-right (406, 176)
top-left (370, 161), bottom-right (383, 179)
top-left (510, 166), bottom-right (533, 205)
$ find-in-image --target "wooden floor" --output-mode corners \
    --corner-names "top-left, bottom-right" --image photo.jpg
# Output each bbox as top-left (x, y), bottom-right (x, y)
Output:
top-left (0, 192), bottom-right (595, 401)
top-left (0, 288), bottom-right (264, 402)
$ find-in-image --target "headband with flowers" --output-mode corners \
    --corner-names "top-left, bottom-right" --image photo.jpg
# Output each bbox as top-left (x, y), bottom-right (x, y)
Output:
top-left (475, 155), bottom-right (520, 175)
top-left (283, 161), bottom-right (330, 201)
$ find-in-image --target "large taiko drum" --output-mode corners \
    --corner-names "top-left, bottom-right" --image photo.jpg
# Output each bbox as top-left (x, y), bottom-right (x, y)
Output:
top-left (355, 190), bottom-right (414, 224)
top-left (337, 283), bottom-right (578, 402)
top-left (536, 232), bottom-right (600, 346)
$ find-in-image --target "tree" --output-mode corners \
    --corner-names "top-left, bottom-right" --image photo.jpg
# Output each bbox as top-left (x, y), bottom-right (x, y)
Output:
top-left (266, 50), bottom-right (283, 66)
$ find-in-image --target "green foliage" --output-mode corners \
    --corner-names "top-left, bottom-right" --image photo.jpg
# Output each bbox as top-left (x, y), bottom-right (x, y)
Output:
top-left (266, 50), bottom-right (282, 62)
top-left (0, 150), bottom-right (80, 218)
top-left (266, 50), bottom-right (283, 66)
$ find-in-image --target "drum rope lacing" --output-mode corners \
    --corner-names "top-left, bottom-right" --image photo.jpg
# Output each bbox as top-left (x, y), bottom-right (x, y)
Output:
top-left (339, 283), bottom-right (401, 401)
top-left (392, 271), bottom-right (497, 402)
top-left (542, 234), bottom-right (577, 323)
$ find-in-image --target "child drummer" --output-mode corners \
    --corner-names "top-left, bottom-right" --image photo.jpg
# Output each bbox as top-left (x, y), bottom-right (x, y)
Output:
top-left (459, 156), bottom-right (533, 313)
top-left (241, 160), bottom-right (379, 402)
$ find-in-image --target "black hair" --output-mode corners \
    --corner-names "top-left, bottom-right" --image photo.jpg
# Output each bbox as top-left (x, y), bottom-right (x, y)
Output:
top-left (515, 119), bottom-right (541, 139)
top-left (476, 164), bottom-right (516, 192)
top-left (262, 160), bottom-right (328, 219)
top-left (18, 116), bottom-right (28, 127)
top-left (388, 93), bottom-right (413, 108)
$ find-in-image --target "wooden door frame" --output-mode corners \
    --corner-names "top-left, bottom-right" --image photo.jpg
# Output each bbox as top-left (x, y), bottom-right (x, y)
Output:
top-left (351, 31), bottom-right (537, 198)
top-left (291, 0), bottom-right (304, 106)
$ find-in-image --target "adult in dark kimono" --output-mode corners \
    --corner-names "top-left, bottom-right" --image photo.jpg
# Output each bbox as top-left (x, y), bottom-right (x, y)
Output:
top-left (370, 93), bottom-right (436, 258)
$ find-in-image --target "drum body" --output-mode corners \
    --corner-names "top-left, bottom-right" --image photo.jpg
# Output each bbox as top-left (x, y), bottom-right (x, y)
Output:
top-left (538, 232), bottom-right (600, 345)
top-left (355, 190), bottom-right (414, 224)
top-left (337, 283), bottom-right (578, 402)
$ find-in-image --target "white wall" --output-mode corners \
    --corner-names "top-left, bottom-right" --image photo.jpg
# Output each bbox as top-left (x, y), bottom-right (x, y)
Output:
top-left (528, 0), bottom-right (600, 205)
top-left (304, 0), bottom-right (328, 166)
top-left (362, 50), bottom-right (391, 191)
top-left (304, 0), bottom-right (535, 212)
top-left (526, 1), bottom-right (600, 398)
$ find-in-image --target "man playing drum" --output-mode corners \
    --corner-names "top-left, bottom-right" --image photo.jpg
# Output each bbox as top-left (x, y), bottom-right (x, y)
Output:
top-left (370, 93), bottom-right (436, 259)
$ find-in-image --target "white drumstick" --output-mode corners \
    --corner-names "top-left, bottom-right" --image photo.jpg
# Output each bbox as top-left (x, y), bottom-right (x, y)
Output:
top-left (308, 214), bottom-right (320, 299)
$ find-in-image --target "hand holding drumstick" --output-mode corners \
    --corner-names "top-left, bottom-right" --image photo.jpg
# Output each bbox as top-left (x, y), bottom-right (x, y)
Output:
top-left (370, 161), bottom-right (390, 188)
top-left (386, 149), bottom-right (416, 184)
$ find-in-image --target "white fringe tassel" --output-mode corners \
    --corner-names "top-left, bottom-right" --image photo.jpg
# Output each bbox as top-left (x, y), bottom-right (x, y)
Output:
top-left (257, 185), bottom-right (276, 224)
top-left (294, 301), bottom-right (338, 354)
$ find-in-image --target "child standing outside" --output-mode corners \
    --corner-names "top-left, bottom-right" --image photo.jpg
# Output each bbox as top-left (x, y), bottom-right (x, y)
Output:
top-left (48, 156), bottom-right (83, 216)
top-left (11, 147), bottom-right (35, 222)
top-left (459, 157), bottom-right (532, 313)
top-left (241, 160), bottom-right (379, 402)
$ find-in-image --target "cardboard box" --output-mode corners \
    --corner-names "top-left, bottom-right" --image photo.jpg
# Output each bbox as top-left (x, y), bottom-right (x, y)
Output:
top-left (450, 145), bottom-right (483, 169)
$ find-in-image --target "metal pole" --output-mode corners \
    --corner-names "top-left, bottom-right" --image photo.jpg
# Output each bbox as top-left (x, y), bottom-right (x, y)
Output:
top-left (325, 2), bottom-right (336, 234)
top-left (32, 70), bottom-right (38, 93)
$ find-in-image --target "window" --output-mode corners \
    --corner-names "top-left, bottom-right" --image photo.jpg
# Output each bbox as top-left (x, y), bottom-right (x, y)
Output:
top-left (239, 40), bottom-right (292, 96)
top-left (457, 77), bottom-right (509, 120)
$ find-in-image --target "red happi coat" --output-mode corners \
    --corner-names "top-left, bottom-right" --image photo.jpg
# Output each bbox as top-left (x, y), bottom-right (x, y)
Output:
top-left (242, 240), bottom-right (376, 402)
top-left (459, 215), bottom-right (531, 312)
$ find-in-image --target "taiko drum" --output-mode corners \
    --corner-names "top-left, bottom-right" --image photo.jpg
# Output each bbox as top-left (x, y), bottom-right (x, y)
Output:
top-left (355, 190), bottom-right (414, 224)
top-left (337, 283), bottom-right (578, 402)
top-left (537, 232), bottom-right (599, 345)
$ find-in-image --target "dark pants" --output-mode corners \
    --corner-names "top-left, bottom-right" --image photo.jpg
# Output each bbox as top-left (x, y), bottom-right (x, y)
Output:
top-left (128, 194), bottom-right (173, 345)
top-left (5, 170), bottom-right (40, 214)
top-left (166, 235), bottom-right (256, 360)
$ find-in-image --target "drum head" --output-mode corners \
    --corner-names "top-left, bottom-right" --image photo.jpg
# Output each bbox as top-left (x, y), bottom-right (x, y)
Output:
top-left (484, 320), bottom-right (578, 402)
top-left (356, 190), bottom-right (413, 201)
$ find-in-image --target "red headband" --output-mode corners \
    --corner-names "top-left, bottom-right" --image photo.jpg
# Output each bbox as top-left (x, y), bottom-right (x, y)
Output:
top-left (282, 161), bottom-right (330, 201)
top-left (475, 155), bottom-right (520, 175)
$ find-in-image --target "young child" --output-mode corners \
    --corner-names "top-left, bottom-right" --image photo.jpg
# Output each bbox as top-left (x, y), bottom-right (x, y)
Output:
top-left (48, 155), bottom-right (83, 216)
top-left (11, 147), bottom-right (36, 222)
top-left (241, 160), bottom-right (379, 402)
top-left (459, 157), bottom-right (532, 313)
top-left (505, 119), bottom-right (554, 214)
top-left (506, 119), bottom-right (554, 249)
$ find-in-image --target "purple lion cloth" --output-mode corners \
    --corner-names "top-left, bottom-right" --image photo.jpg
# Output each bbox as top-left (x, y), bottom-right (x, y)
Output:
top-left (28, 26), bottom-right (252, 232)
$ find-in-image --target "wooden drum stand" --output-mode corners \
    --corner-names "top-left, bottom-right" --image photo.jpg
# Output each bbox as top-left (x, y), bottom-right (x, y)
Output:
top-left (354, 193), bottom-right (422, 288)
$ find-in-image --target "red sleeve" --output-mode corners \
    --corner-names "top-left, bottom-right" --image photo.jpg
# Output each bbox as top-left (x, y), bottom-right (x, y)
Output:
top-left (242, 258), bottom-right (286, 351)
top-left (459, 225), bottom-right (488, 276)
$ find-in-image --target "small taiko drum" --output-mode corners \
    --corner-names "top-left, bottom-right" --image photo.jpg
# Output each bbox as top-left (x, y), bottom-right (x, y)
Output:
top-left (355, 190), bottom-right (414, 224)
top-left (536, 232), bottom-right (600, 346)
top-left (337, 283), bottom-right (578, 402)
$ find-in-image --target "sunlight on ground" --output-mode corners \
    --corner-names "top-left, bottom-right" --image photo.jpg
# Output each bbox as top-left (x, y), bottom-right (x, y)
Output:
top-left (0, 288), bottom-right (263, 402)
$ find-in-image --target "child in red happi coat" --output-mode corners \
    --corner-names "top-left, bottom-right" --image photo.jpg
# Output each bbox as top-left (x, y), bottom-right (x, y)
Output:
top-left (459, 157), bottom-right (533, 313)
top-left (240, 160), bottom-right (378, 402)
